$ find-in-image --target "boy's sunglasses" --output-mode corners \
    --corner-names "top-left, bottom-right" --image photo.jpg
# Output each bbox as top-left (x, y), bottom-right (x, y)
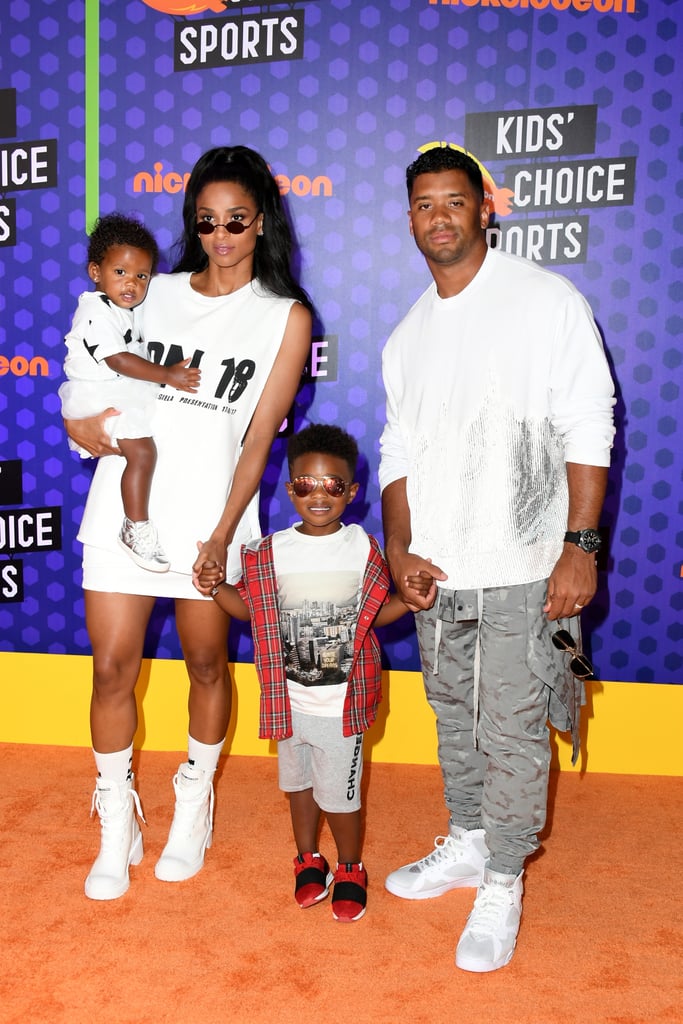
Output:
top-left (551, 629), bottom-right (595, 680)
top-left (196, 213), bottom-right (261, 236)
top-left (290, 475), bottom-right (350, 498)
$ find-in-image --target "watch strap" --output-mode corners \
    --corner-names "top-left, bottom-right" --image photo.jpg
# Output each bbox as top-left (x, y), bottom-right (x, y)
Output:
top-left (564, 529), bottom-right (602, 553)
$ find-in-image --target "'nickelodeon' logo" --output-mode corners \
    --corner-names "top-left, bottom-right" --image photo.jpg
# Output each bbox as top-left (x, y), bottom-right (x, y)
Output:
top-left (0, 354), bottom-right (49, 377)
top-left (133, 162), bottom-right (333, 198)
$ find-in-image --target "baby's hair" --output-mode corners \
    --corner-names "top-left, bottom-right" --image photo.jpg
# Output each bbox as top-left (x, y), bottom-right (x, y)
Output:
top-left (87, 213), bottom-right (160, 273)
top-left (287, 424), bottom-right (359, 478)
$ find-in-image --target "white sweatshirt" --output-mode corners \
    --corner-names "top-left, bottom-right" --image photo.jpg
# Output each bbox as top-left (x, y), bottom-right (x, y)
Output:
top-left (379, 247), bottom-right (615, 590)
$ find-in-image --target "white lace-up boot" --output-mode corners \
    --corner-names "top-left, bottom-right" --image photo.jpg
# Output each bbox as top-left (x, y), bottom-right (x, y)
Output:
top-left (455, 867), bottom-right (524, 972)
top-left (85, 775), bottom-right (145, 901)
top-left (385, 825), bottom-right (489, 900)
top-left (154, 763), bottom-right (215, 882)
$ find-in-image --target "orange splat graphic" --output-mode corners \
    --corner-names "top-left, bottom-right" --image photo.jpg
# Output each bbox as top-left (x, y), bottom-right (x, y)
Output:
top-left (141, 0), bottom-right (227, 15)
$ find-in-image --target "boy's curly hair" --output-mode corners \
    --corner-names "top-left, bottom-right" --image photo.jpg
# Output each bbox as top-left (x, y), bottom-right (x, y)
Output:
top-left (87, 213), bottom-right (160, 273)
top-left (287, 424), bottom-right (359, 478)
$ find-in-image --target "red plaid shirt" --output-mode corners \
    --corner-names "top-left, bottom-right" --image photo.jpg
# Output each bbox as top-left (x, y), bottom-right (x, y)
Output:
top-left (237, 532), bottom-right (391, 739)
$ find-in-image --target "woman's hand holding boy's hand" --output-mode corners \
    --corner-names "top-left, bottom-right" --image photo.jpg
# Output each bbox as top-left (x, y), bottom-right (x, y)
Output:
top-left (193, 540), bottom-right (225, 595)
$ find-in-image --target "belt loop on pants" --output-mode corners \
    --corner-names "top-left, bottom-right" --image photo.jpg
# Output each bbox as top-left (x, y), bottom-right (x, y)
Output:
top-left (433, 617), bottom-right (442, 676)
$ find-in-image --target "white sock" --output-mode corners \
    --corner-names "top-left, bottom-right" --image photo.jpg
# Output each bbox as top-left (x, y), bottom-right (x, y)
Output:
top-left (187, 735), bottom-right (224, 773)
top-left (93, 744), bottom-right (133, 783)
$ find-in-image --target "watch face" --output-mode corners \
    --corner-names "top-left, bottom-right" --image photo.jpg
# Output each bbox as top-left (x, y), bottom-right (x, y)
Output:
top-left (578, 529), bottom-right (602, 553)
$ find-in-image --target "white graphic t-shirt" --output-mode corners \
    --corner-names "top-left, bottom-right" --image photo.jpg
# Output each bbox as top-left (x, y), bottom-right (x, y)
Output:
top-left (271, 523), bottom-right (370, 718)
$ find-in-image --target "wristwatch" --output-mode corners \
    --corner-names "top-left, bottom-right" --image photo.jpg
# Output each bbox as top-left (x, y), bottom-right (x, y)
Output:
top-left (564, 529), bottom-right (602, 554)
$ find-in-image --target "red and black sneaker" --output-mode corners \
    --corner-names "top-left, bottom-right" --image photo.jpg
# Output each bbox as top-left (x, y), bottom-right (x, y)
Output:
top-left (332, 862), bottom-right (367, 922)
top-left (293, 852), bottom-right (333, 909)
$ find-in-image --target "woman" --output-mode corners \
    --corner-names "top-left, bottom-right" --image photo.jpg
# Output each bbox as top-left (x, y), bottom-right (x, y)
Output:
top-left (65, 146), bottom-right (313, 900)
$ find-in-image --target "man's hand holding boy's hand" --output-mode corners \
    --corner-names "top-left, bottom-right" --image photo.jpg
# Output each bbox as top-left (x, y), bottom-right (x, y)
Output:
top-left (404, 569), bottom-right (438, 609)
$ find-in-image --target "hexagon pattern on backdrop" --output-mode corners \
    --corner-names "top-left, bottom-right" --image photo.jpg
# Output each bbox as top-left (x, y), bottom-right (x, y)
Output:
top-left (1, 0), bottom-right (681, 683)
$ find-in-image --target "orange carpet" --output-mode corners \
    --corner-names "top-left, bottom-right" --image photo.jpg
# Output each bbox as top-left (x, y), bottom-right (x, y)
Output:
top-left (1, 744), bottom-right (681, 1024)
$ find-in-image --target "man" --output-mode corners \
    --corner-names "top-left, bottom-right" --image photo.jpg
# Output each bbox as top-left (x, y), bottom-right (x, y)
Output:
top-left (378, 147), bottom-right (615, 973)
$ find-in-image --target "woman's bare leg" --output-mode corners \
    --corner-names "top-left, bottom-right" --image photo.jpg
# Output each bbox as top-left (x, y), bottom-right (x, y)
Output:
top-left (154, 597), bottom-right (230, 883)
top-left (85, 590), bottom-right (156, 751)
top-left (84, 589), bottom-right (155, 900)
top-left (175, 597), bottom-right (231, 743)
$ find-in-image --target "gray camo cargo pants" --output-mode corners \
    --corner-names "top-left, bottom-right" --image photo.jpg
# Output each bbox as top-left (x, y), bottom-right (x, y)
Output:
top-left (415, 578), bottom-right (574, 876)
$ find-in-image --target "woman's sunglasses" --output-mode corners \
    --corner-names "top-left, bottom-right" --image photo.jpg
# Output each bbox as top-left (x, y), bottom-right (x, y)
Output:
top-left (196, 213), bottom-right (261, 236)
top-left (290, 475), bottom-right (350, 498)
top-left (551, 629), bottom-right (595, 680)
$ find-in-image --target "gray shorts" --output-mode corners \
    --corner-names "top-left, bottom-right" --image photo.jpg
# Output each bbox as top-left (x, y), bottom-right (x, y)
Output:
top-left (277, 710), bottom-right (364, 813)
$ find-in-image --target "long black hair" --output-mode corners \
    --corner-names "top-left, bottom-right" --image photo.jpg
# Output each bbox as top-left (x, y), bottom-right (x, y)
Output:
top-left (172, 145), bottom-right (312, 312)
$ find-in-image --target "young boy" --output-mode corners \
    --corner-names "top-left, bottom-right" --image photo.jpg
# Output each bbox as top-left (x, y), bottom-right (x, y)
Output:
top-left (59, 212), bottom-right (201, 572)
top-left (198, 424), bottom-right (434, 921)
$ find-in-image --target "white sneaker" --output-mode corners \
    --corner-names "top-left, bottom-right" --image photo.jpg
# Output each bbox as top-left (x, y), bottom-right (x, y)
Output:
top-left (85, 775), bottom-right (145, 901)
top-left (118, 517), bottom-right (170, 573)
top-left (154, 763), bottom-right (215, 882)
top-left (385, 827), bottom-right (488, 900)
top-left (455, 867), bottom-right (524, 973)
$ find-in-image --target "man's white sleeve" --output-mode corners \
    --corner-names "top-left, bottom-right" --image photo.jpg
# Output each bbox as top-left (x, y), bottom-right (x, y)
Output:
top-left (550, 289), bottom-right (616, 467)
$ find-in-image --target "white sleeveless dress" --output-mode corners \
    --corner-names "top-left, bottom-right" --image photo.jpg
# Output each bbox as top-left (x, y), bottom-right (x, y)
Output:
top-left (79, 273), bottom-right (295, 598)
